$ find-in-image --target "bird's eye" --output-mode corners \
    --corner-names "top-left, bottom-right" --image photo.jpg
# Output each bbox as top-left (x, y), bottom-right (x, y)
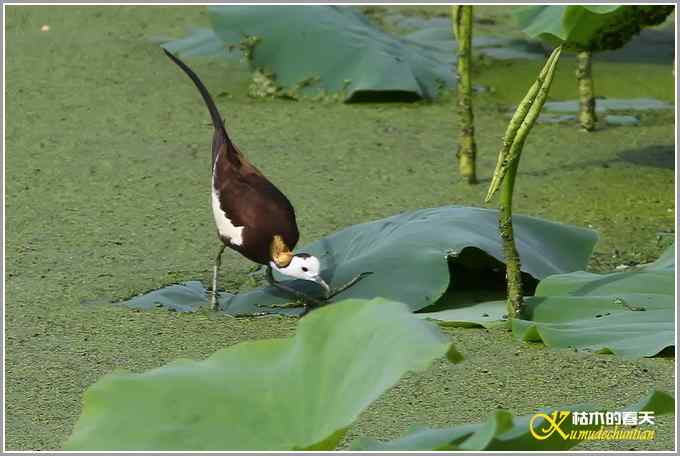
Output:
top-left (301, 267), bottom-right (309, 272)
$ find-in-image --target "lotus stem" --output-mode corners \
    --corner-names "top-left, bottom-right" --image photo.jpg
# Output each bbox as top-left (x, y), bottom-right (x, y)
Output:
top-left (499, 159), bottom-right (522, 318)
top-left (453, 5), bottom-right (477, 184)
top-left (576, 50), bottom-right (596, 131)
top-left (485, 47), bottom-right (561, 202)
top-left (488, 46), bottom-right (562, 319)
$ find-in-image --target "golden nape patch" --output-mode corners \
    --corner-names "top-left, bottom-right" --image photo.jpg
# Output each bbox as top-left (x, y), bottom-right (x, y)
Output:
top-left (270, 235), bottom-right (294, 267)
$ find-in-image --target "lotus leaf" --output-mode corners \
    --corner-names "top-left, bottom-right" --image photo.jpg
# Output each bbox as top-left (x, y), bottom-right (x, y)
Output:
top-left (207, 5), bottom-right (456, 101)
top-left (65, 298), bottom-right (460, 450)
top-left (351, 389), bottom-right (674, 450)
top-left (515, 5), bottom-right (674, 52)
top-left (119, 207), bottom-right (597, 317)
top-left (223, 207), bottom-right (596, 316)
top-left (513, 244), bottom-right (675, 359)
top-left (159, 27), bottom-right (238, 60)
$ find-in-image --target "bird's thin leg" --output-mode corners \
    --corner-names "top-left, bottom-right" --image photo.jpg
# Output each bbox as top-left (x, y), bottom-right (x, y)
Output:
top-left (211, 244), bottom-right (226, 311)
top-left (327, 272), bottom-right (373, 299)
top-left (264, 266), bottom-right (324, 309)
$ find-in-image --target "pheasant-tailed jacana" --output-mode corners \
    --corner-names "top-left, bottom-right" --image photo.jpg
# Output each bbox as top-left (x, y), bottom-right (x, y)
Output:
top-left (164, 50), bottom-right (368, 312)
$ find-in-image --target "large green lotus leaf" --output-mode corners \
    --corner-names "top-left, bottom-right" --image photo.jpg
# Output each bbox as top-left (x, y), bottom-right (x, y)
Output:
top-left (513, 244), bottom-right (675, 359)
top-left (219, 206), bottom-right (597, 316)
top-left (515, 5), bottom-right (674, 52)
top-left (161, 19), bottom-right (546, 66)
top-left (65, 298), bottom-right (460, 450)
top-left (207, 5), bottom-right (456, 101)
top-left (351, 389), bottom-right (674, 450)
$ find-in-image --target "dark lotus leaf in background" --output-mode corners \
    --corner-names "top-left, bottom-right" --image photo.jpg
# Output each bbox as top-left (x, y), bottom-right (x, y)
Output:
top-left (515, 5), bottom-right (674, 52)
top-left (65, 299), bottom-right (460, 451)
top-left (351, 389), bottom-right (674, 451)
top-left (207, 5), bottom-right (456, 101)
top-left (513, 244), bottom-right (675, 359)
top-left (542, 97), bottom-right (672, 113)
top-left (163, 6), bottom-right (545, 70)
top-left (158, 6), bottom-right (673, 100)
top-left (158, 27), bottom-right (239, 60)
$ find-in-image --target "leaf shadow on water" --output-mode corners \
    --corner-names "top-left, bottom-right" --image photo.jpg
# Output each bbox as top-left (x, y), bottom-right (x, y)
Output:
top-left (479, 144), bottom-right (675, 184)
top-left (656, 346), bottom-right (675, 358)
top-left (417, 247), bottom-right (538, 314)
top-left (473, 156), bottom-right (623, 185)
top-left (348, 90), bottom-right (425, 103)
top-left (617, 144), bottom-right (675, 169)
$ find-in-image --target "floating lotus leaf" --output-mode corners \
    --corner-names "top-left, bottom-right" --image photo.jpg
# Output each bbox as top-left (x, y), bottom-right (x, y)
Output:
top-left (207, 5), bottom-right (456, 101)
top-left (225, 207), bottom-right (596, 315)
top-left (119, 207), bottom-right (597, 317)
top-left (351, 389), bottom-right (674, 450)
top-left (65, 298), bottom-right (461, 450)
top-left (513, 244), bottom-right (675, 359)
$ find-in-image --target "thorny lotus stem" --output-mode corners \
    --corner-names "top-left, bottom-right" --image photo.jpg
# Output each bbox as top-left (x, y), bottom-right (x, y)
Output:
top-left (485, 47), bottom-right (562, 202)
top-left (499, 159), bottom-right (523, 318)
top-left (452, 5), bottom-right (477, 184)
top-left (487, 46), bottom-right (562, 319)
top-left (576, 50), bottom-right (596, 131)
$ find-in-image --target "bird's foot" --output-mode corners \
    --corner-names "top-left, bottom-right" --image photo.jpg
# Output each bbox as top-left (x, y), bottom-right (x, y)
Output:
top-left (210, 291), bottom-right (236, 317)
top-left (327, 272), bottom-right (373, 299)
top-left (210, 291), bottom-right (220, 311)
top-left (257, 295), bottom-right (321, 317)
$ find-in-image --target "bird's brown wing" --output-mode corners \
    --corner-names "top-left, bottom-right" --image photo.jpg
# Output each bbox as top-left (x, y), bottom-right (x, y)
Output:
top-left (213, 144), bottom-right (300, 264)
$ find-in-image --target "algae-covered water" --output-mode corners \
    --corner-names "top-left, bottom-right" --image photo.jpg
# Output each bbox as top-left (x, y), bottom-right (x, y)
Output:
top-left (4, 5), bottom-right (675, 451)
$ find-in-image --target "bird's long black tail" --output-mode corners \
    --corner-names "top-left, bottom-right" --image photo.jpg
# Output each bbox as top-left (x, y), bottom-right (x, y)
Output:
top-left (163, 49), bottom-right (228, 138)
